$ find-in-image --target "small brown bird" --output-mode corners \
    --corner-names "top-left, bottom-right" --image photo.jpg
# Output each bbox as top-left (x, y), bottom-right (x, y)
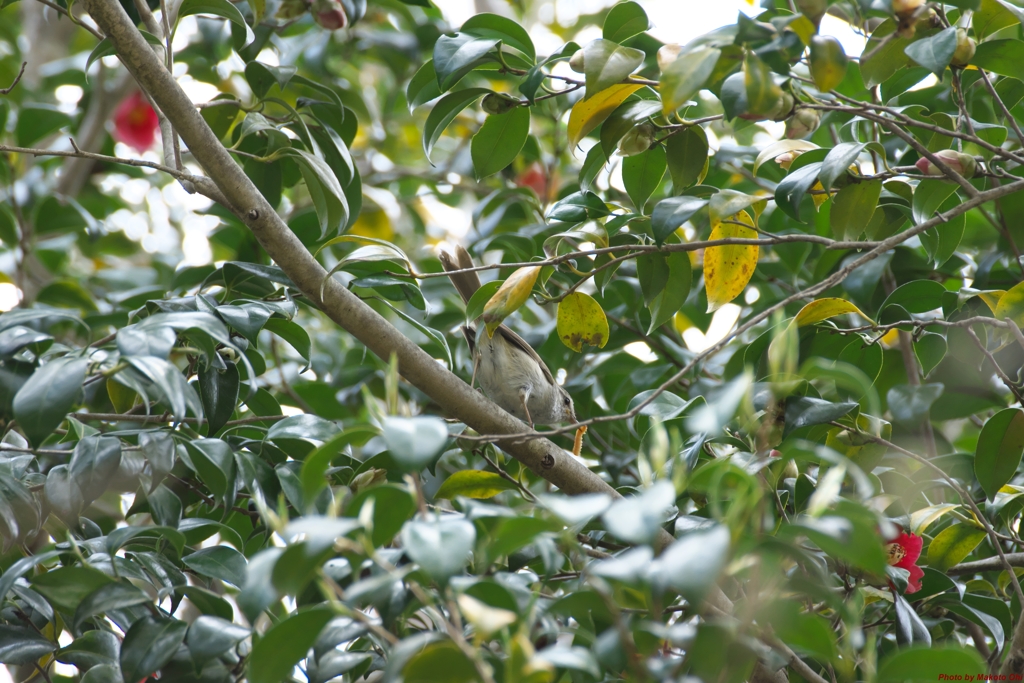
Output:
top-left (440, 246), bottom-right (575, 427)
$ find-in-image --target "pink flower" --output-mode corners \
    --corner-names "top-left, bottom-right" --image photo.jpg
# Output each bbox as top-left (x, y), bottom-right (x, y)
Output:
top-left (914, 149), bottom-right (977, 179)
top-left (885, 531), bottom-right (924, 594)
top-left (112, 92), bottom-right (159, 152)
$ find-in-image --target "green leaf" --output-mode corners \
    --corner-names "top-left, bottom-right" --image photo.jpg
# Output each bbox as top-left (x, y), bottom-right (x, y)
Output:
top-left (971, 39), bottom-right (1024, 81)
top-left (830, 180), bottom-right (881, 242)
top-left (648, 251), bottom-right (691, 334)
top-left (382, 416), bottom-right (449, 471)
top-left (13, 356), bottom-right (88, 446)
top-left (86, 31), bottom-right (163, 73)
top-left (462, 13), bottom-right (535, 62)
top-left (622, 145), bottom-right (666, 213)
top-left (434, 470), bottom-right (518, 500)
top-left (185, 439), bottom-right (237, 510)
top-left (433, 34), bottom-right (498, 91)
top-left (886, 383), bottom-right (943, 426)
top-left (247, 608), bottom-right (333, 683)
top-left (177, 0), bottom-right (254, 46)
top-left (244, 61), bottom-right (296, 100)
top-left (665, 126), bottom-right (708, 194)
top-left (581, 39), bottom-right (645, 99)
top-left (402, 640), bottom-right (478, 683)
top-left (775, 162), bottom-right (822, 223)
top-left (904, 27), bottom-right (957, 78)
top-left (877, 646), bottom-right (984, 682)
top-left (862, 20), bottom-right (918, 87)
top-left (57, 630), bottom-right (120, 669)
top-left (183, 546), bottom-right (248, 587)
top-left (744, 51), bottom-right (783, 117)
top-left (976, 0), bottom-right (1022, 40)
top-left (975, 408), bottom-right (1024, 499)
top-left (401, 516), bottom-right (476, 580)
top-left (407, 60), bottom-right (442, 110)
top-left (649, 525), bottom-right (730, 606)
top-left (603, 1), bottom-right (649, 44)
top-left (912, 178), bottom-right (958, 226)
top-left (187, 616), bottom-right (250, 668)
top-left (0, 625), bottom-right (55, 665)
top-left (119, 616), bottom-right (188, 683)
top-left (471, 106), bottom-right (530, 180)
top-left (880, 279), bottom-right (946, 314)
top-left (198, 362), bottom-right (239, 436)
top-left (926, 524), bottom-right (986, 571)
top-left (819, 141), bottom-right (880, 190)
top-left (547, 191), bottom-right (611, 224)
top-left (920, 192), bottom-right (965, 268)
top-left (73, 581), bottom-right (150, 631)
top-left (520, 42), bottom-right (579, 103)
top-left (423, 88), bottom-right (490, 160)
top-left (660, 47), bottom-right (720, 115)
top-left (300, 425), bottom-right (378, 501)
top-left (651, 196), bottom-right (707, 244)
top-left (601, 480), bottom-right (676, 545)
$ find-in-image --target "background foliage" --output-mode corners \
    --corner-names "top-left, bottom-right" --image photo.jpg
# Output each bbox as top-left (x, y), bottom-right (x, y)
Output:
top-left (5, 0), bottom-right (1024, 680)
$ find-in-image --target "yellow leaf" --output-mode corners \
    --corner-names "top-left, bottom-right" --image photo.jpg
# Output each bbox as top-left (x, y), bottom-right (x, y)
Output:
top-left (482, 265), bottom-right (540, 336)
top-left (810, 181), bottom-right (829, 210)
top-left (673, 311), bottom-right (695, 334)
top-left (879, 329), bottom-right (900, 347)
top-left (557, 292), bottom-right (610, 352)
top-left (704, 210), bottom-right (758, 313)
top-left (349, 209), bottom-right (393, 241)
top-left (795, 298), bottom-right (873, 327)
top-left (995, 282), bottom-right (1024, 324)
top-left (435, 470), bottom-right (517, 500)
top-left (977, 290), bottom-right (1005, 316)
top-left (567, 83), bottom-right (643, 149)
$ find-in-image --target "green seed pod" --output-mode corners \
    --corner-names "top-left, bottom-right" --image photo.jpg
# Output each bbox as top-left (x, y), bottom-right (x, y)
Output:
top-left (481, 92), bottom-right (520, 116)
top-left (618, 124), bottom-right (655, 156)
top-left (569, 49), bottom-right (585, 74)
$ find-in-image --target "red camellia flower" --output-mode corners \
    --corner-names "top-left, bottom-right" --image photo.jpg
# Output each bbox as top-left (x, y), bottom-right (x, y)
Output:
top-left (515, 162), bottom-right (548, 201)
top-left (113, 92), bottom-right (159, 153)
top-left (885, 531), bottom-right (924, 594)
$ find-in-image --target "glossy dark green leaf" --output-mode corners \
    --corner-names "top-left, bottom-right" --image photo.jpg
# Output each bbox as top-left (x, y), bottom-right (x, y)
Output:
top-left (975, 408), bottom-right (1024, 499)
top-left (461, 13), bottom-right (535, 61)
top-left (886, 383), bottom-right (944, 427)
top-left (183, 546), bottom-right (248, 587)
top-left (546, 191), bottom-right (611, 223)
top-left (247, 608), bottom-right (333, 683)
top-left (12, 355), bottom-right (87, 446)
top-left (880, 280), bottom-right (946, 314)
top-left (471, 107), bottom-right (531, 180)
top-left (73, 581), bottom-right (150, 631)
top-left (893, 592), bottom-right (931, 646)
top-left (912, 179), bottom-right (958, 225)
top-left (119, 616), bottom-right (188, 683)
top-left (650, 196), bottom-right (707, 244)
top-left (244, 61), bottom-right (296, 100)
top-left (830, 180), bottom-right (881, 241)
top-left (422, 88), bottom-right (490, 160)
top-left (665, 126), bottom-right (708, 194)
top-left (774, 162), bottom-right (823, 223)
top-left (0, 625), bottom-right (56, 664)
top-left (581, 39), bottom-right (645, 99)
top-left (904, 27), bottom-right (957, 78)
top-left (784, 397), bottom-right (858, 434)
top-left (433, 34), bottom-right (498, 91)
top-left (57, 630), bottom-right (120, 669)
top-left (647, 251), bottom-right (691, 334)
top-left (622, 145), bottom-right (666, 213)
top-left (186, 616), bottom-right (250, 667)
top-left (185, 438), bottom-right (237, 510)
top-left (198, 361), bottom-right (239, 436)
top-left (177, 0), bottom-right (254, 45)
top-left (603, 1), bottom-right (649, 44)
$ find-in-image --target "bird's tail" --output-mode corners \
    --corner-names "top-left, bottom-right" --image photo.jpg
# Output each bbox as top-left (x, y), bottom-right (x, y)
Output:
top-left (439, 245), bottom-right (482, 305)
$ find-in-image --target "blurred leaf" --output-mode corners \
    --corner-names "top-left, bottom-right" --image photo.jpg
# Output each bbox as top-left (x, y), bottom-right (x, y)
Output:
top-left (248, 608), bottom-right (333, 683)
top-left (975, 408), bottom-right (1024, 499)
top-left (435, 470), bottom-right (518, 500)
top-left (119, 616), bottom-right (188, 683)
top-left (603, 2), bottom-right (649, 44)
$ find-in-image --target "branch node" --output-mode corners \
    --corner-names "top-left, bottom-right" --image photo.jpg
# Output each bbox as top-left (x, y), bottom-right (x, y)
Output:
top-left (541, 454), bottom-right (555, 469)
top-left (248, 209), bottom-right (260, 220)
top-left (69, 137), bottom-right (82, 154)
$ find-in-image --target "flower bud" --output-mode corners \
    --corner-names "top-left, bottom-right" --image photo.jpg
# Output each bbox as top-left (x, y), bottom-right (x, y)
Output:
top-left (951, 28), bottom-right (976, 67)
top-left (481, 92), bottom-right (520, 116)
top-left (795, 0), bottom-right (827, 25)
top-left (618, 123), bottom-right (655, 156)
top-left (914, 149), bottom-right (977, 178)
top-left (891, 0), bottom-right (925, 16)
top-left (785, 108), bottom-right (821, 139)
top-left (569, 49), bottom-right (585, 74)
top-left (657, 43), bottom-right (683, 73)
top-left (516, 161), bottom-right (548, 199)
top-left (311, 0), bottom-right (347, 29)
top-left (769, 92), bottom-right (795, 122)
top-left (775, 150), bottom-right (802, 170)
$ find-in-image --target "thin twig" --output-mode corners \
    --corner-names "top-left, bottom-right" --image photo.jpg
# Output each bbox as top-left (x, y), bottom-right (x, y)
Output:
top-left (0, 62), bottom-right (27, 96)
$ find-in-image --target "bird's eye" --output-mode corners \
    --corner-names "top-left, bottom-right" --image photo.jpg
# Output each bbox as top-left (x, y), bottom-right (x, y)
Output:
top-left (563, 396), bottom-right (571, 406)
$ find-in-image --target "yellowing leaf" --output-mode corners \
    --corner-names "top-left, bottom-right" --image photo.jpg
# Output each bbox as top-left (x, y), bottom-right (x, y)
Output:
top-left (795, 298), bottom-right (873, 327)
top-left (349, 209), bottom-right (393, 241)
top-left (977, 290), bottom-right (1006, 316)
top-left (995, 281), bottom-right (1024, 324)
top-left (879, 329), bottom-right (900, 347)
top-left (567, 83), bottom-right (643, 149)
top-left (557, 292), bottom-right (610, 352)
top-left (673, 311), bottom-right (695, 334)
top-left (435, 470), bottom-right (517, 500)
top-left (482, 265), bottom-right (540, 336)
top-left (810, 181), bottom-right (829, 210)
top-left (704, 210), bottom-right (758, 313)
